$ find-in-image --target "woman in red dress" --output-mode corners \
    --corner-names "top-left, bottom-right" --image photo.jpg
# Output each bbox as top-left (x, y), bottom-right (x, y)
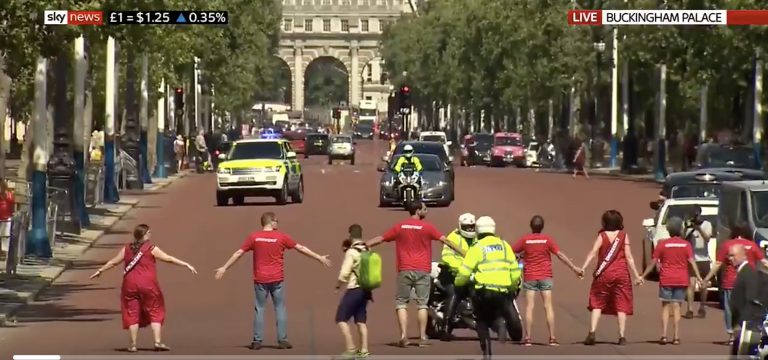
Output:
top-left (572, 141), bottom-right (589, 179)
top-left (579, 210), bottom-right (642, 345)
top-left (90, 224), bottom-right (197, 352)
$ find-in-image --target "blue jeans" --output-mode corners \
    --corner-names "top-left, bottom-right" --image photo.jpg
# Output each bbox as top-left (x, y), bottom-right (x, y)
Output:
top-left (253, 281), bottom-right (288, 343)
top-left (721, 289), bottom-right (733, 333)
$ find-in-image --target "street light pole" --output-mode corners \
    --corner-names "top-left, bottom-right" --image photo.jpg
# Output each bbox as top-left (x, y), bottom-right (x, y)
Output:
top-left (609, 27), bottom-right (619, 168)
top-left (47, 45), bottom-right (81, 235)
top-left (139, 55), bottom-right (152, 184)
top-left (592, 37), bottom-right (606, 168)
top-left (103, 37), bottom-right (120, 203)
top-left (124, 52), bottom-right (143, 189)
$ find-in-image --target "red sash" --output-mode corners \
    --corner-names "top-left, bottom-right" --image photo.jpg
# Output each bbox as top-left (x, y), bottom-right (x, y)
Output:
top-left (123, 243), bottom-right (155, 277)
top-left (594, 231), bottom-right (625, 278)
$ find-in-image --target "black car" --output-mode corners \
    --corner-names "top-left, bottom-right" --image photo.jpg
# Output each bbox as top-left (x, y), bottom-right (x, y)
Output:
top-left (390, 141), bottom-right (454, 182)
top-left (651, 170), bottom-right (768, 210)
top-left (695, 143), bottom-right (762, 171)
top-left (305, 133), bottom-right (330, 157)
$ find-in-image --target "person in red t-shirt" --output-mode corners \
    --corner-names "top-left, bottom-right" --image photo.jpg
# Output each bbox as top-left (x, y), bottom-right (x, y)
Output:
top-left (640, 217), bottom-right (703, 345)
top-left (366, 200), bottom-right (465, 348)
top-left (215, 212), bottom-right (332, 350)
top-left (512, 215), bottom-right (582, 347)
top-left (702, 221), bottom-right (768, 344)
top-left (0, 179), bottom-right (15, 259)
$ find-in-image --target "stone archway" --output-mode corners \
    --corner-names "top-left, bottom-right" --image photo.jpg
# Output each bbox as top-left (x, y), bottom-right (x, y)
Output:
top-left (254, 56), bottom-right (292, 105)
top-left (303, 56), bottom-right (349, 107)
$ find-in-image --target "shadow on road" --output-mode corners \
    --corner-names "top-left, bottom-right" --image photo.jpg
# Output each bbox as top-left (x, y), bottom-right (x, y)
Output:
top-left (4, 282), bottom-right (119, 326)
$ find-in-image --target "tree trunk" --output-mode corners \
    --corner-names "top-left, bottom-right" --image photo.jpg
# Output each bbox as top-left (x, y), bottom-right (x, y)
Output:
top-left (0, 56), bottom-right (11, 181)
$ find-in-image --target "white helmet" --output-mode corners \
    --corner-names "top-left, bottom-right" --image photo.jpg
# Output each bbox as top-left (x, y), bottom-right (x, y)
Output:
top-left (403, 144), bottom-right (414, 158)
top-left (458, 213), bottom-right (476, 239)
top-left (476, 216), bottom-right (496, 234)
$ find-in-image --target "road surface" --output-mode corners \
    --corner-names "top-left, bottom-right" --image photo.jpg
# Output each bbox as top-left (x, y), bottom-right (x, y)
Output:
top-left (0, 140), bottom-right (730, 356)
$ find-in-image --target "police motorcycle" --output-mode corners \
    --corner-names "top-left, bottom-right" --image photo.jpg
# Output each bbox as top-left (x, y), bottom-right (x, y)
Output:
top-left (397, 166), bottom-right (422, 208)
top-left (733, 299), bottom-right (768, 359)
top-left (425, 262), bottom-right (524, 342)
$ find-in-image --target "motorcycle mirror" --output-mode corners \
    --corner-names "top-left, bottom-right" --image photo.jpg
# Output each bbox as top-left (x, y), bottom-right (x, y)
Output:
top-left (376, 166), bottom-right (385, 172)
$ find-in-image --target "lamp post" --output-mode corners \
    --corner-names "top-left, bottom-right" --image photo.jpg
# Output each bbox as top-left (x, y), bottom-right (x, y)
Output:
top-left (123, 52), bottom-right (143, 190)
top-left (47, 46), bottom-right (81, 236)
top-left (592, 36), bottom-right (606, 168)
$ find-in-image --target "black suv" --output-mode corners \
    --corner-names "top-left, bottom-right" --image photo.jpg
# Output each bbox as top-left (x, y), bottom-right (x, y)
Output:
top-left (305, 133), bottom-right (330, 158)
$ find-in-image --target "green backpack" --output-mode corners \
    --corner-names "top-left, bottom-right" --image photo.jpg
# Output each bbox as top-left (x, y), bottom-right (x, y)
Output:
top-left (356, 248), bottom-right (382, 291)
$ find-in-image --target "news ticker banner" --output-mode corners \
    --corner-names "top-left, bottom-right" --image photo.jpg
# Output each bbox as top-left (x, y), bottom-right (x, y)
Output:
top-left (44, 10), bottom-right (228, 25)
top-left (10, 356), bottom-right (762, 360)
top-left (568, 9), bottom-right (768, 25)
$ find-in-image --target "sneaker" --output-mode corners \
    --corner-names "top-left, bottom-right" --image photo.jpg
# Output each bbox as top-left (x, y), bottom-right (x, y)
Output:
top-left (584, 332), bottom-right (596, 346)
top-left (683, 310), bottom-right (695, 319)
top-left (417, 338), bottom-right (430, 348)
top-left (356, 350), bottom-right (370, 359)
top-left (523, 337), bottom-right (532, 347)
top-left (698, 308), bottom-right (706, 318)
top-left (340, 350), bottom-right (357, 359)
top-left (249, 341), bottom-right (262, 350)
top-left (278, 341), bottom-right (293, 349)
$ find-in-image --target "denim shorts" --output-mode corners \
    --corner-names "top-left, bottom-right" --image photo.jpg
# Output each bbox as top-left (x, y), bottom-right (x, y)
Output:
top-left (659, 286), bottom-right (687, 302)
top-left (522, 278), bottom-right (553, 291)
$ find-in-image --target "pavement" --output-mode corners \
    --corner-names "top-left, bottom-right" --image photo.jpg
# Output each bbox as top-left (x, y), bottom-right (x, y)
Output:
top-left (0, 141), bottom-right (730, 357)
top-left (0, 171), bottom-right (189, 327)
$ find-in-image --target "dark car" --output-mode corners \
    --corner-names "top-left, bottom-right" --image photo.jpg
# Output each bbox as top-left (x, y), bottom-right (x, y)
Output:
top-left (354, 121), bottom-right (375, 139)
top-left (304, 133), bottom-right (330, 157)
top-left (471, 133), bottom-right (494, 164)
top-left (390, 141), bottom-right (454, 182)
top-left (380, 154), bottom-right (453, 207)
top-left (212, 141), bottom-right (232, 170)
top-left (651, 170), bottom-right (768, 210)
top-left (695, 143), bottom-right (762, 172)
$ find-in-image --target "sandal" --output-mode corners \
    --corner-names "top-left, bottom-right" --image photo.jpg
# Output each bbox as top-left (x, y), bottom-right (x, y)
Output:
top-left (340, 350), bottom-right (357, 359)
top-left (523, 337), bottom-right (532, 347)
top-left (154, 343), bottom-right (171, 351)
top-left (549, 337), bottom-right (560, 346)
top-left (672, 338), bottom-right (680, 345)
top-left (127, 346), bottom-right (138, 353)
top-left (659, 336), bottom-right (668, 345)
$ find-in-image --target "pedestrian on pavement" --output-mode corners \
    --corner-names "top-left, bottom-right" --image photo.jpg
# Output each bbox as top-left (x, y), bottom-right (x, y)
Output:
top-left (579, 210), bottom-right (642, 346)
top-left (366, 200), bottom-right (466, 348)
top-left (572, 140), bottom-right (589, 179)
top-left (215, 212), bottom-right (332, 350)
top-left (0, 179), bottom-right (14, 259)
top-left (195, 130), bottom-right (209, 171)
top-left (89, 224), bottom-right (197, 352)
top-left (702, 221), bottom-right (768, 345)
top-left (335, 224), bottom-right (372, 358)
top-left (455, 216), bottom-right (522, 357)
top-left (639, 217), bottom-right (703, 345)
top-left (682, 205), bottom-right (713, 319)
top-left (512, 215), bottom-right (582, 346)
top-left (173, 135), bottom-right (185, 171)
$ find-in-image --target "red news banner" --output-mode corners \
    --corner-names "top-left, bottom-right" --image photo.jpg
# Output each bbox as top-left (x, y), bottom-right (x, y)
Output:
top-left (567, 9), bottom-right (768, 25)
top-left (44, 10), bottom-right (229, 25)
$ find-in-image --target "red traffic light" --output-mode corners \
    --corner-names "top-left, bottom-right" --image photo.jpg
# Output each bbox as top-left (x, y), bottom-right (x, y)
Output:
top-left (175, 88), bottom-right (183, 94)
top-left (336, 109), bottom-right (341, 113)
top-left (401, 86), bottom-right (410, 93)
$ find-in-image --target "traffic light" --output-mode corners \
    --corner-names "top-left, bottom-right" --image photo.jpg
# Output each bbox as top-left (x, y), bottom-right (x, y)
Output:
top-left (173, 88), bottom-right (184, 111)
top-left (332, 107), bottom-right (341, 120)
top-left (399, 85), bottom-right (411, 111)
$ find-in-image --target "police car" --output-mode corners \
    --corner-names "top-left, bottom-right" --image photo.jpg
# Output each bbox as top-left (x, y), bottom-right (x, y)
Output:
top-left (216, 139), bottom-right (303, 206)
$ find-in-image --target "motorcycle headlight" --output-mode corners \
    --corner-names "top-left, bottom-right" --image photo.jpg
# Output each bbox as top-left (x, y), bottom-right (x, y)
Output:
top-left (217, 167), bottom-right (231, 174)
top-left (436, 181), bottom-right (447, 187)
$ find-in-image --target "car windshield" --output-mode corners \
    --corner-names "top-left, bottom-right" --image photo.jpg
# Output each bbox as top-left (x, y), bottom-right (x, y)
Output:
top-left (752, 191), bottom-right (768, 227)
top-left (697, 145), bottom-right (759, 170)
top-left (421, 135), bottom-right (445, 143)
top-left (227, 142), bottom-right (284, 160)
top-left (332, 137), bottom-right (352, 144)
top-left (360, 109), bottom-right (376, 117)
top-left (474, 135), bottom-right (493, 151)
top-left (390, 156), bottom-right (442, 172)
top-left (495, 137), bottom-right (522, 146)
top-left (669, 184), bottom-right (721, 199)
top-left (528, 143), bottom-right (539, 151)
top-left (662, 205), bottom-right (717, 225)
top-left (395, 143), bottom-right (447, 162)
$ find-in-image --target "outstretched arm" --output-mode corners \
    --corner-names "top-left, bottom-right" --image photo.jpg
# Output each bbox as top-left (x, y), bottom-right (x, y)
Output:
top-left (438, 235), bottom-right (465, 256)
top-left (152, 246), bottom-right (195, 272)
top-left (91, 247), bottom-right (126, 278)
top-left (295, 244), bottom-right (332, 267)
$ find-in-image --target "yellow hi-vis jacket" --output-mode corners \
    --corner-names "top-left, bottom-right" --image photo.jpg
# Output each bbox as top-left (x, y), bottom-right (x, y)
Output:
top-left (393, 156), bottom-right (423, 172)
top-left (455, 235), bottom-right (522, 292)
top-left (441, 230), bottom-right (471, 272)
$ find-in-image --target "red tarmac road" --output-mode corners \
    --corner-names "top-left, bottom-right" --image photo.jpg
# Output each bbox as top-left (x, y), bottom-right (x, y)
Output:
top-left (0, 140), bottom-right (731, 356)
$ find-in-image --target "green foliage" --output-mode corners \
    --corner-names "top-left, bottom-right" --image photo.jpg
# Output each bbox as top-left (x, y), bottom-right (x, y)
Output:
top-left (382, 0), bottom-right (768, 135)
top-left (1, 0), bottom-right (281, 124)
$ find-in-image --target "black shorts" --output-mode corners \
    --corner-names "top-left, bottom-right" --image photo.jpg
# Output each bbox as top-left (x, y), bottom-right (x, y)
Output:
top-left (689, 261), bottom-right (710, 279)
top-left (335, 288), bottom-right (370, 323)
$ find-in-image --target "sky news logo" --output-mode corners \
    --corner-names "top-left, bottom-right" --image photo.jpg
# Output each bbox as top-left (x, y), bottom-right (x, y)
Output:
top-left (44, 10), bottom-right (103, 25)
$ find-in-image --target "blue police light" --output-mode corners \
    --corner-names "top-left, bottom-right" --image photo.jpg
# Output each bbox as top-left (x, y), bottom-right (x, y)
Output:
top-left (260, 129), bottom-right (280, 139)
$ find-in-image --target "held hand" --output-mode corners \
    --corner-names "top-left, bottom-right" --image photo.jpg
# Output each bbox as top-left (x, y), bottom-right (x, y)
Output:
top-left (89, 270), bottom-right (102, 279)
top-left (214, 267), bottom-right (227, 280)
top-left (635, 277), bottom-right (645, 286)
top-left (186, 264), bottom-right (198, 274)
top-left (318, 255), bottom-right (332, 268)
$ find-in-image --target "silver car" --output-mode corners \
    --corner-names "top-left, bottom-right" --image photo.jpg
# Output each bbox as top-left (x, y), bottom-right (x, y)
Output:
top-left (379, 154), bottom-right (453, 207)
top-left (328, 134), bottom-right (356, 165)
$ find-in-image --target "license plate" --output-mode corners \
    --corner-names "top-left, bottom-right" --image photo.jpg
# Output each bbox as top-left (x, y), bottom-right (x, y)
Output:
top-left (266, 176), bottom-right (277, 181)
top-left (315, 142), bottom-right (323, 145)
top-left (239, 177), bottom-right (255, 182)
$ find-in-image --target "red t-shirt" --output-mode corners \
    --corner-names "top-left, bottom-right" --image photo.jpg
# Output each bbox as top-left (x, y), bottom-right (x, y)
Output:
top-left (0, 191), bottom-right (15, 220)
top-left (652, 237), bottom-right (693, 287)
top-left (381, 218), bottom-right (443, 272)
top-left (511, 233), bottom-right (560, 281)
top-left (239, 230), bottom-right (298, 283)
top-left (716, 237), bottom-right (765, 289)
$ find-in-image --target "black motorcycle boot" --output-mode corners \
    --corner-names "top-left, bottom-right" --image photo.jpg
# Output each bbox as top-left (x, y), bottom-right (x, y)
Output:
top-left (440, 295), bottom-right (460, 341)
top-left (480, 337), bottom-right (492, 358)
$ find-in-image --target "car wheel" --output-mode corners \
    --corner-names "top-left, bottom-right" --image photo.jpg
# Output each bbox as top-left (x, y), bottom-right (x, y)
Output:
top-left (275, 179), bottom-right (289, 205)
top-left (232, 195), bottom-right (245, 206)
top-left (291, 177), bottom-right (304, 203)
top-left (378, 195), bottom-right (391, 208)
top-left (350, 156), bottom-right (355, 166)
top-left (216, 193), bottom-right (229, 206)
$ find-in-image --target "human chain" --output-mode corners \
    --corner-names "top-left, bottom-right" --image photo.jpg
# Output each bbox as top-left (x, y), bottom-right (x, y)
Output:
top-left (107, 10), bottom-right (229, 25)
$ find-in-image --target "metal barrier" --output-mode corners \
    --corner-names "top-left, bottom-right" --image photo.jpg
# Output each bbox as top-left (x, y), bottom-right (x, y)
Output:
top-left (46, 201), bottom-right (58, 253)
top-left (3, 210), bottom-right (30, 275)
top-left (85, 165), bottom-right (105, 207)
top-left (118, 149), bottom-right (139, 190)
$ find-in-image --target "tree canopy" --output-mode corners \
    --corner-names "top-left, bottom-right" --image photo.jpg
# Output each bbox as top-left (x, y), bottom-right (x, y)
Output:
top-left (381, 0), bottom-right (768, 138)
